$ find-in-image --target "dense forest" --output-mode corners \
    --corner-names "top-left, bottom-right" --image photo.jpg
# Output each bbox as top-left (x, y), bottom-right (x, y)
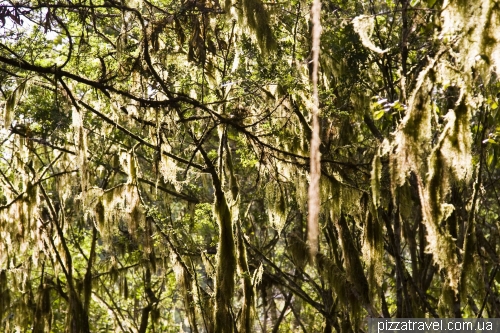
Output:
top-left (1, 0), bottom-right (500, 332)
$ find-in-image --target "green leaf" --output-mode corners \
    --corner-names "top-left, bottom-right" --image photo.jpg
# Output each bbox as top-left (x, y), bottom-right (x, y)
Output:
top-left (482, 138), bottom-right (497, 144)
top-left (487, 152), bottom-right (494, 166)
top-left (373, 110), bottom-right (385, 120)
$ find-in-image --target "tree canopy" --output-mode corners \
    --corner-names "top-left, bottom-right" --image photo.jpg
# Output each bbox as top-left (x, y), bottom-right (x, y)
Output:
top-left (1, 0), bottom-right (500, 332)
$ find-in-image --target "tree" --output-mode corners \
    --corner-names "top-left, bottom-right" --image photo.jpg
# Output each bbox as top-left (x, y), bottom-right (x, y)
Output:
top-left (1, 0), bottom-right (500, 332)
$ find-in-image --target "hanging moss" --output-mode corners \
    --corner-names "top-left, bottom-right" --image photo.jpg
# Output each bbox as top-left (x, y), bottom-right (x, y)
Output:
top-left (173, 261), bottom-right (199, 333)
top-left (371, 153), bottom-right (382, 207)
top-left (321, 176), bottom-right (341, 220)
top-left (159, 143), bottom-right (183, 192)
top-left (352, 15), bottom-right (390, 54)
top-left (421, 155), bottom-right (461, 290)
top-left (419, 94), bottom-right (472, 291)
top-left (316, 253), bottom-right (347, 305)
top-left (72, 107), bottom-right (88, 193)
top-left (287, 232), bottom-right (308, 270)
top-left (235, 0), bottom-right (277, 54)
top-left (397, 183), bottom-right (415, 223)
top-left (265, 182), bottom-right (287, 234)
top-left (98, 184), bottom-right (143, 244)
top-left (295, 171), bottom-right (309, 214)
top-left (437, 281), bottom-right (457, 318)
top-left (344, 1), bottom-right (500, 313)
top-left (342, 186), bottom-right (363, 220)
top-left (362, 207), bottom-right (383, 303)
top-left (391, 79), bottom-right (433, 191)
top-left (440, 0), bottom-right (500, 79)
top-left (334, 213), bottom-right (378, 317)
top-left (95, 201), bottom-right (105, 231)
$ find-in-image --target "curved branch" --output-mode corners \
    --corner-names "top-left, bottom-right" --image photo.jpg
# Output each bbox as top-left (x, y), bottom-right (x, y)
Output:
top-left (78, 100), bottom-right (206, 172)
top-left (0, 54), bottom-right (178, 106)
